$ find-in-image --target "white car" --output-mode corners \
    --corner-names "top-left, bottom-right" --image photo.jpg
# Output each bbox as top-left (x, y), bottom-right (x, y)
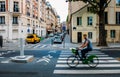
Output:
top-left (53, 36), bottom-right (62, 44)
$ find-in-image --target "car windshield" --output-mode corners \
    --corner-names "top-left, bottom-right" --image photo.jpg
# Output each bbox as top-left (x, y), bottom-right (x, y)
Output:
top-left (27, 35), bottom-right (33, 38)
top-left (55, 36), bottom-right (60, 39)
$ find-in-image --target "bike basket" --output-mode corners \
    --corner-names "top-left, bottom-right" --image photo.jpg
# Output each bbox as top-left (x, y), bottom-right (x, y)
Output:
top-left (72, 49), bottom-right (77, 54)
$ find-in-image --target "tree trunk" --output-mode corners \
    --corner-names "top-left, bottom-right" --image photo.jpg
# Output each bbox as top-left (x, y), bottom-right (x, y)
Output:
top-left (97, 10), bottom-right (107, 46)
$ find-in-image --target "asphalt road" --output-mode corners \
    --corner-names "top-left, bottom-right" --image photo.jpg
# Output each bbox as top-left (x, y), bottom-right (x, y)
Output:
top-left (0, 35), bottom-right (120, 77)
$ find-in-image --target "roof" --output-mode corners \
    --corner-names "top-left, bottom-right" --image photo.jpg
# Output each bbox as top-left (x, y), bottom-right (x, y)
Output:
top-left (71, 4), bottom-right (89, 15)
top-left (68, 4), bottom-right (89, 23)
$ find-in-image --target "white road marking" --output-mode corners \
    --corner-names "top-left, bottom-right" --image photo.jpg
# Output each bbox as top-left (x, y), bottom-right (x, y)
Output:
top-left (54, 70), bottom-right (120, 74)
top-left (59, 55), bottom-right (109, 57)
top-left (37, 57), bottom-right (50, 63)
top-left (33, 44), bottom-right (41, 48)
top-left (48, 50), bottom-right (57, 53)
top-left (58, 57), bottom-right (114, 60)
top-left (41, 45), bottom-right (47, 48)
top-left (53, 50), bottom-right (120, 75)
top-left (55, 64), bottom-right (120, 68)
top-left (1, 60), bottom-right (9, 63)
top-left (57, 60), bottom-right (119, 63)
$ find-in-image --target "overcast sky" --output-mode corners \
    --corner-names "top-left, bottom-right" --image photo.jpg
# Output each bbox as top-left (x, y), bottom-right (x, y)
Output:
top-left (46, 0), bottom-right (68, 22)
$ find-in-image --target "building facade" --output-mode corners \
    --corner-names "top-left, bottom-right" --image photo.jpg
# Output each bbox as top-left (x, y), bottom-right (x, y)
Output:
top-left (46, 1), bottom-right (58, 35)
top-left (68, 0), bottom-right (120, 43)
top-left (0, 0), bottom-right (59, 42)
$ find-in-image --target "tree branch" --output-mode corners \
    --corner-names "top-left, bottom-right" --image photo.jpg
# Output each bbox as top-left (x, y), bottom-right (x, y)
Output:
top-left (103, 0), bottom-right (111, 10)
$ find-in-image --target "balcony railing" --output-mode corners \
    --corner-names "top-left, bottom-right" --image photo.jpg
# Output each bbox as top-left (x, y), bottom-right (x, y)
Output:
top-left (12, 21), bottom-right (18, 24)
top-left (0, 8), bottom-right (5, 12)
top-left (13, 8), bottom-right (19, 12)
top-left (0, 22), bottom-right (5, 24)
top-left (27, 12), bottom-right (30, 16)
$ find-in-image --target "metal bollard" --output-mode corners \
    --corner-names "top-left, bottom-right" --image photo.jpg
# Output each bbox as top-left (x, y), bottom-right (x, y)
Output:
top-left (20, 38), bottom-right (24, 56)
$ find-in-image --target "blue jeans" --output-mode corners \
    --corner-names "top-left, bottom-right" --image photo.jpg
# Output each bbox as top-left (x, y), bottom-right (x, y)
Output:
top-left (81, 48), bottom-right (92, 59)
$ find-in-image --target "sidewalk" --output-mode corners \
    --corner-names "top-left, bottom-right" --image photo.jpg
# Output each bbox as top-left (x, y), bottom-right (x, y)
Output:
top-left (100, 43), bottom-right (120, 51)
top-left (0, 41), bottom-right (19, 51)
top-left (0, 37), bottom-right (47, 51)
top-left (1, 35), bottom-right (120, 51)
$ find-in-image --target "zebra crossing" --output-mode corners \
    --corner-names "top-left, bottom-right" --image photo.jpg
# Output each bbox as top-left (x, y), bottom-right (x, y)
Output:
top-left (25, 44), bottom-right (50, 49)
top-left (25, 44), bottom-right (65, 49)
top-left (54, 50), bottom-right (120, 74)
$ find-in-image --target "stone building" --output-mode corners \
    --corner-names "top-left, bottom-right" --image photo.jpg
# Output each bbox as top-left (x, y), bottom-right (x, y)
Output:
top-left (68, 0), bottom-right (120, 43)
top-left (0, 0), bottom-right (60, 42)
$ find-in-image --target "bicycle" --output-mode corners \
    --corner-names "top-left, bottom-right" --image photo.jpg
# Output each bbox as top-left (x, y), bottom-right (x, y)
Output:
top-left (67, 48), bottom-right (99, 68)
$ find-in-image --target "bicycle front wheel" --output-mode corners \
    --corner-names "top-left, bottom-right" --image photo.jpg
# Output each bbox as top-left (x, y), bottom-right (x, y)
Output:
top-left (87, 55), bottom-right (99, 68)
top-left (67, 55), bottom-right (79, 68)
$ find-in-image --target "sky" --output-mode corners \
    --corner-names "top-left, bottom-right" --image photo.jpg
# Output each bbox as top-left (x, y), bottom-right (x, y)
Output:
top-left (46, 0), bottom-right (68, 22)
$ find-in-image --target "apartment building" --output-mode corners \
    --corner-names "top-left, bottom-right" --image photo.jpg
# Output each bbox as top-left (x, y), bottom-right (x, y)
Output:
top-left (68, 0), bottom-right (120, 43)
top-left (0, 0), bottom-right (59, 42)
top-left (46, 1), bottom-right (58, 35)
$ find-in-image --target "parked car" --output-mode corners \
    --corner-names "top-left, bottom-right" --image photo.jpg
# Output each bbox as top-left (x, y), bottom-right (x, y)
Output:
top-left (48, 33), bottom-right (54, 37)
top-left (26, 34), bottom-right (40, 44)
top-left (57, 33), bottom-right (66, 41)
top-left (53, 36), bottom-right (62, 44)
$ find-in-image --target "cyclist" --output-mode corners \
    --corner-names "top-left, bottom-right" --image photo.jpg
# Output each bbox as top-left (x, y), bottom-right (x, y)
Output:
top-left (78, 34), bottom-right (93, 60)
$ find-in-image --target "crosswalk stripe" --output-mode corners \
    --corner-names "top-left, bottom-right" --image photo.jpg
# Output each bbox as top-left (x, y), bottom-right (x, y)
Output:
top-left (55, 64), bottom-right (120, 68)
top-left (57, 60), bottom-right (120, 63)
top-left (33, 44), bottom-right (41, 48)
top-left (25, 44), bottom-right (49, 49)
top-left (62, 50), bottom-right (102, 53)
top-left (60, 53), bottom-right (105, 55)
top-left (41, 45), bottom-right (47, 48)
top-left (58, 57), bottom-right (114, 60)
top-left (53, 50), bottom-right (120, 74)
top-left (59, 55), bottom-right (109, 57)
top-left (54, 70), bottom-right (120, 74)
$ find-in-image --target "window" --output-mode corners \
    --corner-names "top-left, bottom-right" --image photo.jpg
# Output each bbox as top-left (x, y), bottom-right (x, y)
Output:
top-left (110, 30), bottom-right (116, 38)
top-left (77, 17), bottom-right (82, 26)
top-left (14, 2), bottom-right (19, 12)
top-left (104, 12), bottom-right (108, 24)
top-left (0, 16), bottom-right (5, 24)
top-left (88, 16), bottom-right (93, 26)
top-left (116, 12), bottom-right (120, 24)
top-left (87, 7), bottom-right (93, 12)
top-left (13, 17), bottom-right (18, 24)
top-left (0, 1), bottom-right (5, 12)
top-left (116, 0), bottom-right (120, 6)
top-left (88, 32), bottom-right (92, 39)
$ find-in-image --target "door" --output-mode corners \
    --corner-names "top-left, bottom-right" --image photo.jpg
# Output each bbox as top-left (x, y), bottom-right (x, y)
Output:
top-left (78, 32), bottom-right (82, 43)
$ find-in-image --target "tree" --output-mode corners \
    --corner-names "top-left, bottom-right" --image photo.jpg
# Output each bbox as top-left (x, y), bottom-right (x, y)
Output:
top-left (66, 0), bottom-right (111, 46)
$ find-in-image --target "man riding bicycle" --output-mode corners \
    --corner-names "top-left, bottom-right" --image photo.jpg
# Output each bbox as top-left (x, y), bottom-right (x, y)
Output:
top-left (78, 34), bottom-right (93, 60)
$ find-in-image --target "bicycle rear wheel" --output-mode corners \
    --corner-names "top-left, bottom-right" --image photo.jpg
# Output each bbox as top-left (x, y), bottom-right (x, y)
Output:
top-left (87, 55), bottom-right (99, 68)
top-left (67, 55), bottom-right (79, 68)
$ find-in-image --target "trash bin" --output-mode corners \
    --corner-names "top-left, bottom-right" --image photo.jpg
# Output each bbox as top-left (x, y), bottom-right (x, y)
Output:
top-left (0, 36), bottom-right (3, 48)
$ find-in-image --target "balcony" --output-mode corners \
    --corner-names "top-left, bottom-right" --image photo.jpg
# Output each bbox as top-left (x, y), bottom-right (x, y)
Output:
top-left (12, 21), bottom-right (18, 25)
top-left (13, 8), bottom-right (19, 12)
top-left (0, 8), bottom-right (5, 12)
top-left (27, 12), bottom-right (30, 16)
top-left (12, 8), bottom-right (20, 16)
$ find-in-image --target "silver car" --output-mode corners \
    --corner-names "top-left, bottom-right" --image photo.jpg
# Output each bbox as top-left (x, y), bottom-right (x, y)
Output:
top-left (53, 36), bottom-right (62, 44)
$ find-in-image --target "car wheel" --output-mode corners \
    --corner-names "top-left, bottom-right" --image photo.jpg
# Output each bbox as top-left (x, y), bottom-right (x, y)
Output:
top-left (34, 40), bottom-right (37, 44)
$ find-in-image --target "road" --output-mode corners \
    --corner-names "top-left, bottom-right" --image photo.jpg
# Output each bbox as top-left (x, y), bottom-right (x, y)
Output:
top-left (0, 35), bottom-right (120, 77)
